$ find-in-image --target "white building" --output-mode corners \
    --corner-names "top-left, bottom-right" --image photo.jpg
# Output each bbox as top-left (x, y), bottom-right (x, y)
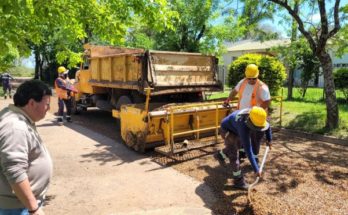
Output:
top-left (222, 39), bottom-right (348, 88)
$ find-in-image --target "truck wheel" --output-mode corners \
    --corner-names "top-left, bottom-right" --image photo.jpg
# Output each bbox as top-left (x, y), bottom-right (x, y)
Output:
top-left (71, 99), bottom-right (80, 115)
top-left (116, 96), bottom-right (132, 130)
top-left (134, 132), bottom-right (146, 153)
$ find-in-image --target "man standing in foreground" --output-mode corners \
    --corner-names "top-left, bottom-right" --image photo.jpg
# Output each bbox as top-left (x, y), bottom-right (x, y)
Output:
top-left (0, 80), bottom-right (53, 215)
top-left (219, 107), bottom-right (272, 189)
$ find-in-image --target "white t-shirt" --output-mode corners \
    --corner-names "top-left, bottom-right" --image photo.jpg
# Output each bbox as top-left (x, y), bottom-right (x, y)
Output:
top-left (234, 79), bottom-right (271, 109)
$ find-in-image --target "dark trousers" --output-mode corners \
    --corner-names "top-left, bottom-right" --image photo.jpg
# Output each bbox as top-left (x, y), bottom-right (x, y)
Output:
top-left (2, 84), bottom-right (11, 96)
top-left (220, 128), bottom-right (241, 175)
top-left (58, 98), bottom-right (72, 117)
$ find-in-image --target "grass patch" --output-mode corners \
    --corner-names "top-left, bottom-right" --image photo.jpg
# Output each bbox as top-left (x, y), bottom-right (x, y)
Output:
top-left (279, 101), bottom-right (348, 138)
top-left (8, 66), bottom-right (35, 77)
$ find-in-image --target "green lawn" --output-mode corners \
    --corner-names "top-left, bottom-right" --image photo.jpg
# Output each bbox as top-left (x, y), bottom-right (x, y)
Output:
top-left (207, 87), bottom-right (348, 139)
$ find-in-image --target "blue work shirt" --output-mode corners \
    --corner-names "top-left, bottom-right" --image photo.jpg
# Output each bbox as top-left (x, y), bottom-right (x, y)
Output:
top-left (220, 109), bottom-right (272, 173)
top-left (0, 73), bottom-right (13, 86)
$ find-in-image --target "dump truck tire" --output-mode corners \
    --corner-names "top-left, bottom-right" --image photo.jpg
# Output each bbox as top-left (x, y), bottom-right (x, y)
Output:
top-left (124, 131), bottom-right (146, 153)
top-left (71, 99), bottom-right (80, 115)
top-left (116, 96), bottom-right (132, 130)
top-left (116, 95), bottom-right (132, 110)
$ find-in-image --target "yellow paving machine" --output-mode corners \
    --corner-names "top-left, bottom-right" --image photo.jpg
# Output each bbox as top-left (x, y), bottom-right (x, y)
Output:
top-left (74, 44), bottom-right (251, 155)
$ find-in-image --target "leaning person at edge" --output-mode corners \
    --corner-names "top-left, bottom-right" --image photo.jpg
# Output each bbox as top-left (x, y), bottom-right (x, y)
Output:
top-left (215, 64), bottom-right (271, 165)
top-left (0, 80), bottom-right (53, 215)
top-left (219, 106), bottom-right (272, 189)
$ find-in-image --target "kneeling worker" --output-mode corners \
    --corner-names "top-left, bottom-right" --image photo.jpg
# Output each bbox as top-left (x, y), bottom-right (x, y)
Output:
top-left (217, 106), bottom-right (272, 189)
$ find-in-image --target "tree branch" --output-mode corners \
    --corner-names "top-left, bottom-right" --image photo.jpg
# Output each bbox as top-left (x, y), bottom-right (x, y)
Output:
top-left (268, 0), bottom-right (317, 52)
top-left (328, 0), bottom-right (341, 38)
top-left (195, 25), bottom-right (205, 42)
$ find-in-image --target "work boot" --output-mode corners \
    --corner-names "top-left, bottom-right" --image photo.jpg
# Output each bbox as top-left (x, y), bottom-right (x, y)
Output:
top-left (4, 95), bottom-right (7, 99)
top-left (57, 118), bottom-right (63, 125)
top-left (66, 116), bottom-right (72, 123)
top-left (239, 149), bottom-right (246, 159)
top-left (233, 176), bottom-right (249, 190)
top-left (214, 151), bottom-right (227, 167)
top-left (9, 94), bottom-right (11, 98)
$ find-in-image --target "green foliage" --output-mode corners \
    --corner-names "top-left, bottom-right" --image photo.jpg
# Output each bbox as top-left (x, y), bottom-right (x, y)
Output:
top-left (0, 43), bottom-right (19, 71)
top-left (334, 68), bottom-right (348, 101)
top-left (227, 53), bottom-right (287, 96)
top-left (0, 0), bottom-right (177, 68)
top-left (150, 0), bottom-right (219, 52)
top-left (274, 38), bottom-right (320, 97)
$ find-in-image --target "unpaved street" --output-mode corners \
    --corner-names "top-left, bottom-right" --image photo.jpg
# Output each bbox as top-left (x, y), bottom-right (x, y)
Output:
top-left (1, 98), bottom-right (215, 215)
top-left (1, 96), bottom-right (347, 215)
top-left (47, 97), bottom-right (348, 215)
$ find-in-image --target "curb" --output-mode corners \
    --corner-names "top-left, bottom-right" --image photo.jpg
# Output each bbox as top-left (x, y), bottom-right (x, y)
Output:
top-left (277, 128), bottom-right (348, 146)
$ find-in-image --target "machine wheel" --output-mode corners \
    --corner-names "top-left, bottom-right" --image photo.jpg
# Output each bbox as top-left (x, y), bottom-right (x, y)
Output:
top-left (124, 131), bottom-right (146, 153)
top-left (115, 96), bottom-right (132, 130)
top-left (115, 95), bottom-right (132, 110)
top-left (134, 132), bottom-right (146, 153)
top-left (71, 99), bottom-right (80, 115)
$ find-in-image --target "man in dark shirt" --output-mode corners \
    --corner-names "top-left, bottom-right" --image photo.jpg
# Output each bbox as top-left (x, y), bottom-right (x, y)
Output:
top-left (215, 106), bottom-right (272, 189)
top-left (0, 72), bottom-right (14, 99)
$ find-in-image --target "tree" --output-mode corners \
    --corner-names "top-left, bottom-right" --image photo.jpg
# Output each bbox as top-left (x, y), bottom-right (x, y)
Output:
top-left (269, 0), bottom-right (346, 129)
top-left (0, 0), bottom-right (177, 78)
top-left (147, 0), bottom-right (221, 52)
top-left (287, 0), bottom-right (299, 100)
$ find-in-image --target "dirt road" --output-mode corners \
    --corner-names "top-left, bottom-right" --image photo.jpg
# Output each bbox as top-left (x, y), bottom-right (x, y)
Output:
top-left (2, 95), bottom-right (347, 215)
top-left (48, 100), bottom-right (348, 215)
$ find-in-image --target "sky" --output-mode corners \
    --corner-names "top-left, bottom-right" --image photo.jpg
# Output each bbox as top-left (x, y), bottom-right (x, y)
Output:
top-left (21, 54), bottom-right (35, 68)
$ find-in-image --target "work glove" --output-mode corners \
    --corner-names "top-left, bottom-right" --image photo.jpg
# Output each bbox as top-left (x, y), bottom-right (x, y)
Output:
top-left (266, 141), bottom-right (272, 150)
top-left (67, 90), bottom-right (72, 98)
top-left (223, 98), bottom-right (231, 108)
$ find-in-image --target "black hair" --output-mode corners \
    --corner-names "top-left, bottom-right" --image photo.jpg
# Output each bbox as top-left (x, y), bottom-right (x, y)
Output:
top-left (13, 79), bottom-right (52, 107)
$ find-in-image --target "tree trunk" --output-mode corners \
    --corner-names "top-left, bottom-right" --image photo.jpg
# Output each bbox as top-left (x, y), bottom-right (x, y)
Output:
top-left (318, 52), bottom-right (339, 129)
top-left (34, 48), bottom-right (40, 79)
top-left (287, 1), bottom-right (298, 100)
top-left (34, 46), bottom-right (44, 80)
top-left (287, 68), bottom-right (294, 99)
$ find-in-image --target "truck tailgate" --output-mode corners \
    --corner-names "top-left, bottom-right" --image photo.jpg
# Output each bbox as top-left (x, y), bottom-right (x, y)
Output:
top-left (148, 51), bottom-right (220, 87)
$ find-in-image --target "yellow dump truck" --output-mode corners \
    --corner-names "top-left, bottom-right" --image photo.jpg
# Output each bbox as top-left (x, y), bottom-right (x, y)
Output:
top-left (74, 44), bottom-right (236, 154)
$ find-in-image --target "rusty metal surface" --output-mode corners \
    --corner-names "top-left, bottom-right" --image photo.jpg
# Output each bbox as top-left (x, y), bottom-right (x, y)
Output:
top-left (84, 44), bottom-right (144, 57)
top-left (149, 52), bottom-right (219, 88)
top-left (83, 44), bottom-right (221, 95)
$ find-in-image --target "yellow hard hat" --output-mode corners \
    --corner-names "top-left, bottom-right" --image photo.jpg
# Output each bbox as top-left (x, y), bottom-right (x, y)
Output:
top-left (245, 64), bottom-right (259, 78)
top-left (247, 106), bottom-right (269, 131)
top-left (57, 66), bottom-right (67, 74)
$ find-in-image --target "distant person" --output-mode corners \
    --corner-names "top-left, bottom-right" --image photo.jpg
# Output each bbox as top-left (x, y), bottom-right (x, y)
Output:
top-left (0, 79), bottom-right (53, 215)
top-left (0, 72), bottom-right (14, 99)
top-left (54, 66), bottom-right (77, 124)
top-left (217, 107), bottom-right (272, 189)
top-left (216, 64), bottom-right (271, 163)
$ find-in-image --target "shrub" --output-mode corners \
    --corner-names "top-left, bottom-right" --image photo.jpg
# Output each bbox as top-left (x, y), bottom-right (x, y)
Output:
top-left (334, 68), bottom-right (348, 101)
top-left (227, 53), bottom-right (287, 96)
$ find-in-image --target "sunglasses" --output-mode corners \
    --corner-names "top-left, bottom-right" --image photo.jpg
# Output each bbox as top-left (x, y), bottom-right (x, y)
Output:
top-left (248, 78), bottom-right (257, 80)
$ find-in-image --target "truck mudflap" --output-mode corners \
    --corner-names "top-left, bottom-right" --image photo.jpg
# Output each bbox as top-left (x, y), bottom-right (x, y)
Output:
top-left (114, 100), bottom-right (238, 155)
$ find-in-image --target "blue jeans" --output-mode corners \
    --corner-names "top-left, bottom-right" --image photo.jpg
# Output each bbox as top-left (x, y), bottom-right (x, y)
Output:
top-left (0, 208), bottom-right (28, 215)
